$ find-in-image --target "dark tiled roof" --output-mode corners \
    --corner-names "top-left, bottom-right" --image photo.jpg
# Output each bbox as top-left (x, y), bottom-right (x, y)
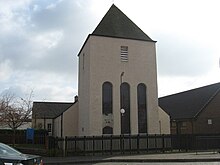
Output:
top-left (32, 102), bottom-right (74, 119)
top-left (92, 4), bottom-right (154, 42)
top-left (159, 83), bottom-right (220, 120)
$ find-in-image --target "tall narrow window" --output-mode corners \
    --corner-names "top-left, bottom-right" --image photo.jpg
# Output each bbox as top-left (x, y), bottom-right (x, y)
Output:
top-left (120, 82), bottom-right (130, 134)
top-left (137, 83), bottom-right (147, 133)
top-left (102, 82), bottom-right (113, 115)
top-left (47, 123), bottom-right (52, 132)
top-left (102, 82), bottom-right (113, 134)
top-left (120, 46), bottom-right (128, 62)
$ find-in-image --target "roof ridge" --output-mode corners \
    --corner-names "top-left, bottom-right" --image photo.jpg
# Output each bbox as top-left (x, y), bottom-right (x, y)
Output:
top-left (159, 82), bottom-right (220, 99)
top-left (54, 101), bottom-right (78, 119)
top-left (92, 4), bottom-right (154, 42)
top-left (159, 82), bottom-right (220, 120)
top-left (194, 86), bottom-right (220, 118)
top-left (32, 101), bottom-right (76, 119)
top-left (33, 101), bottom-right (74, 104)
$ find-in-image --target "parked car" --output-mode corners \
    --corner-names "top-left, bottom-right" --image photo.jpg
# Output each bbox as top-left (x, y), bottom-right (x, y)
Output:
top-left (0, 143), bottom-right (43, 165)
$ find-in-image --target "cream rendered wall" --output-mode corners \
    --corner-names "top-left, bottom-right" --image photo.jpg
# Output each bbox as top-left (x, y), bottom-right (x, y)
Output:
top-left (54, 116), bottom-right (61, 137)
top-left (158, 107), bottom-right (170, 134)
top-left (78, 38), bottom-right (91, 136)
top-left (78, 35), bottom-right (160, 136)
top-left (52, 102), bottom-right (79, 138)
top-left (63, 102), bottom-right (79, 137)
top-left (33, 119), bottom-right (44, 129)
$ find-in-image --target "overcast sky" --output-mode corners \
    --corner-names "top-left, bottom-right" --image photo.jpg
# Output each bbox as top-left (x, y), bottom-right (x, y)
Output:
top-left (0, 0), bottom-right (220, 101)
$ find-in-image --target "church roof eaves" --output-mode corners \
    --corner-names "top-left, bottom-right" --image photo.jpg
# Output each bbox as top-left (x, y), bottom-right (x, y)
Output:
top-left (32, 101), bottom-right (76, 119)
top-left (77, 33), bottom-right (156, 57)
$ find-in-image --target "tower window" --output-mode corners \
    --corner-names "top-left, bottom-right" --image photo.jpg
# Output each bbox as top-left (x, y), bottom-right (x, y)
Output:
top-left (120, 46), bottom-right (128, 62)
top-left (102, 82), bottom-right (113, 115)
top-left (120, 82), bottom-right (131, 134)
top-left (137, 83), bottom-right (147, 133)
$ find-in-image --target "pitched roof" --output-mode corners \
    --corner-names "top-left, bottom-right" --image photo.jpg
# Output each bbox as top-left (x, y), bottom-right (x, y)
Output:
top-left (92, 4), bottom-right (154, 42)
top-left (32, 102), bottom-right (74, 119)
top-left (159, 83), bottom-right (220, 120)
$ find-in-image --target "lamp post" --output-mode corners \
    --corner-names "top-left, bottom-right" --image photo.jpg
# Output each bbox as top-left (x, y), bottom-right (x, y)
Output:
top-left (120, 72), bottom-right (124, 112)
top-left (120, 72), bottom-right (124, 84)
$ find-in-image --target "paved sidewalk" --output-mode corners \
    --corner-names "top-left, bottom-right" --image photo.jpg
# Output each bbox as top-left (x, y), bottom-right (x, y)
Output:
top-left (43, 152), bottom-right (220, 164)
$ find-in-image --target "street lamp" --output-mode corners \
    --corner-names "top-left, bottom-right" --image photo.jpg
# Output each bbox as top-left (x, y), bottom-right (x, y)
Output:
top-left (120, 108), bottom-right (125, 116)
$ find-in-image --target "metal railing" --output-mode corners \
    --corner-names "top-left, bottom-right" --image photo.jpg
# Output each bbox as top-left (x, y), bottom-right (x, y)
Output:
top-left (49, 134), bottom-right (172, 156)
top-left (2, 133), bottom-right (220, 156)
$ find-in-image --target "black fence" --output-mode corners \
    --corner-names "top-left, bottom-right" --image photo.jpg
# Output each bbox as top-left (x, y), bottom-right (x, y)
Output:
top-left (2, 132), bottom-right (220, 156)
top-left (0, 129), bottom-right (48, 146)
top-left (63, 134), bottom-right (172, 155)
top-left (48, 134), bottom-right (220, 156)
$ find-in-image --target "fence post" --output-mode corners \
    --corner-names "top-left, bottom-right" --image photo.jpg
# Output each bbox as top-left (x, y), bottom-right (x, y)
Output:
top-left (129, 134), bottom-right (132, 154)
top-left (93, 136), bottom-right (95, 156)
top-left (102, 135), bottom-right (104, 155)
top-left (110, 135), bottom-right (113, 155)
top-left (170, 134), bottom-right (173, 151)
top-left (155, 134), bottom-right (157, 152)
top-left (162, 134), bottom-right (165, 153)
top-left (45, 136), bottom-right (49, 150)
top-left (83, 136), bottom-right (86, 155)
top-left (186, 134), bottom-right (189, 152)
top-left (137, 134), bottom-right (140, 154)
top-left (120, 135), bottom-right (123, 154)
top-left (146, 134), bottom-right (149, 153)
top-left (47, 136), bottom-right (52, 150)
top-left (123, 134), bottom-right (124, 154)
top-left (74, 136), bottom-right (77, 154)
top-left (177, 134), bottom-right (181, 151)
top-left (195, 135), bottom-right (198, 154)
top-left (64, 136), bottom-right (67, 157)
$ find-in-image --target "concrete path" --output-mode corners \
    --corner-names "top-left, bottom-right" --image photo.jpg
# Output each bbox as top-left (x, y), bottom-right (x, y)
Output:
top-left (43, 151), bottom-right (220, 164)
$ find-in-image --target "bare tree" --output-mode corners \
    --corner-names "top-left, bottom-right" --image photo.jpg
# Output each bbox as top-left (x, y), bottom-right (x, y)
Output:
top-left (0, 91), bottom-right (33, 145)
top-left (0, 92), bottom-right (15, 125)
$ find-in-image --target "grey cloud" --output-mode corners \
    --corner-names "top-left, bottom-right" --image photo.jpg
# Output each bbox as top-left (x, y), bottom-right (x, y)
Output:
top-left (30, 1), bottom-right (74, 31)
top-left (156, 34), bottom-right (214, 77)
top-left (0, 0), bottom-right (96, 77)
top-left (30, 0), bottom-right (95, 32)
top-left (0, 33), bottom-right (32, 68)
top-left (0, 86), bottom-right (24, 98)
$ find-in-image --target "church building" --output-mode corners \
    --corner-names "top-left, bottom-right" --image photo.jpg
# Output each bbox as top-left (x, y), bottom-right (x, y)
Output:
top-left (78, 4), bottom-right (161, 136)
top-left (32, 4), bottom-right (170, 137)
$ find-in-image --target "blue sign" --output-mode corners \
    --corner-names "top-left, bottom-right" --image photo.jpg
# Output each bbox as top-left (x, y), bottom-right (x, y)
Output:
top-left (26, 128), bottom-right (34, 140)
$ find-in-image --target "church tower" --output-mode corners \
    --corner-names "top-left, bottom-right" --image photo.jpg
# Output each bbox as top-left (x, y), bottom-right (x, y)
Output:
top-left (78, 5), bottom-right (159, 135)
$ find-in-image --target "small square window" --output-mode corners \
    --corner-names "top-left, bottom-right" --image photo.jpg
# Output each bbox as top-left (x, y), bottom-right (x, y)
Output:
top-left (208, 119), bottom-right (212, 125)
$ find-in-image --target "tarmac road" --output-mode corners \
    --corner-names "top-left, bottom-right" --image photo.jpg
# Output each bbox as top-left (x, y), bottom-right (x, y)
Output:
top-left (43, 151), bottom-right (220, 165)
top-left (96, 163), bottom-right (220, 165)
top-left (65, 163), bottom-right (220, 165)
